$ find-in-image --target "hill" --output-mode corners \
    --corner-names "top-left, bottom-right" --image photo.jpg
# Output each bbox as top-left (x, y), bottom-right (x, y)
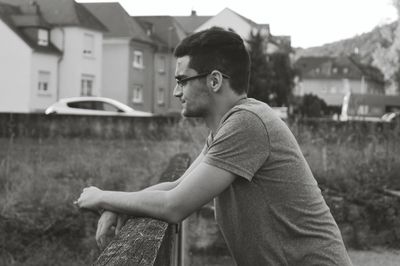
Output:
top-left (295, 22), bottom-right (397, 64)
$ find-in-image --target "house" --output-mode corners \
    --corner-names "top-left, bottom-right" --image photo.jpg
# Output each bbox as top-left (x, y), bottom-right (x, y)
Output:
top-left (193, 8), bottom-right (291, 55)
top-left (0, 1), bottom-right (61, 113)
top-left (84, 2), bottom-right (186, 114)
top-left (0, 0), bottom-right (107, 113)
top-left (174, 10), bottom-right (211, 34)
top-left (131, 9), bottom-right (292, 114)
top-left (134, 15), bottom-right (188, 114)
top-left (294, 56), bottom-right (385, 109)
top-left (83, 2), bottom-right (158, 113)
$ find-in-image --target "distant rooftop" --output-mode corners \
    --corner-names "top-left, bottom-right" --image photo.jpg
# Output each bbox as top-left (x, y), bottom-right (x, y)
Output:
top-left (174, 10), bottom-right (211, 33)
top-left (83, 2), bottom-right (152, 43)
top-left (0, 0), bottom-right (107, 31)
top-left (134, 16), bottom-right (187, 48)
top-left (0, 1), bottom-right (61, 54)
top-left (295, 56), bottom-right (384, 83)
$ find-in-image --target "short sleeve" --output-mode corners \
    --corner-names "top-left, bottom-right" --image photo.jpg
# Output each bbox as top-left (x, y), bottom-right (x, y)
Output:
top-left (203, 110), bottom-right (270, 181)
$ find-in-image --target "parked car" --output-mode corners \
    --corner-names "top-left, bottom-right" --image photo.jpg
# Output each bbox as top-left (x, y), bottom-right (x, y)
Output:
top-left (45, 97), bottom-right (152, 117)
top-left (381, 111), bottom-right (400, 123)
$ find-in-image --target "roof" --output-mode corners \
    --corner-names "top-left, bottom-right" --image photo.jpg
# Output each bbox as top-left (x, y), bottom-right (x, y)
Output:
top-left (134, 16), bottom-right (187, 49)
top-left (231, 8), bottom-right (258, 27)
top-left (0, 2), bottom-right (61, 55)
top-left (174, 15), bottom-right (211, 33)
top-left (348, 56), bottom-right (384, 84)
top-left (82, 2), bottom-right (152, 43)
top-left (0, 0), bottom-right (107, 31)
top-left (294, 56), bottom-right (384, 83)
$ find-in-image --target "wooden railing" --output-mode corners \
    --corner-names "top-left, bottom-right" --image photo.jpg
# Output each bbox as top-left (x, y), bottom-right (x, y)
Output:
top-left (94, 153), bottom-right (191, 266)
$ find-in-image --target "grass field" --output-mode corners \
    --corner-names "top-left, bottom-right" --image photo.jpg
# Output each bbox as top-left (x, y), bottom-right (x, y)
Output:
top-left (0, 136), bottom-right (204, 265)
top-left (0, 120), bottom-right (399, 265)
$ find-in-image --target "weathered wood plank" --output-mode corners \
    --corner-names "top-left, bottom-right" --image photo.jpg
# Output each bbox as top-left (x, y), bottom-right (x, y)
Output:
top-left (94, 153), bottom-right (191, 266)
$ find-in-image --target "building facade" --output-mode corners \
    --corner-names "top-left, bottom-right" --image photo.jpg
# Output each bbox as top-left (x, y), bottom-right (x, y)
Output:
top-left (1, 3), bottom-right (291, 115)
top-left (294, 56), bottom-right (385, 107)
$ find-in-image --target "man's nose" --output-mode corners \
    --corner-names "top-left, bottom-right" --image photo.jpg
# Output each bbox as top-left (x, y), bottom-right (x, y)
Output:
top-left (173, 84), bottom-right (182, 98)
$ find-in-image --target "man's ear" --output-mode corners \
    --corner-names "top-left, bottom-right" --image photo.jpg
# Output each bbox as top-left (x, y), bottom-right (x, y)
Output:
top-left (209, 71), bottom-right (223, 92)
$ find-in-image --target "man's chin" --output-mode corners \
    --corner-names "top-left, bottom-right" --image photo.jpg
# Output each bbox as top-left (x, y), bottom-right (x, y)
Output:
top-left (181, 109), bottom-right (199, 118)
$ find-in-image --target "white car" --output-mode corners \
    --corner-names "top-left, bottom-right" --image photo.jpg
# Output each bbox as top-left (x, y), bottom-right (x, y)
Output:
top-left (381, 112), bottom-right (400, 123)
top-left (45, 97), bottom-right (152, 117)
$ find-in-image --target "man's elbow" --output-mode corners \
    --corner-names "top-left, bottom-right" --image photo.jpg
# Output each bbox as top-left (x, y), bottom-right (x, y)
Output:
top-left (161, 195), bottom-right (188, 224)
top-left (163, 211), bottom-right (184, 224)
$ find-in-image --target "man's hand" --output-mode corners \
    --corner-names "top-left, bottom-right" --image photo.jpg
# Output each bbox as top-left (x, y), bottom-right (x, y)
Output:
top-left (74, 186), bottom-right (103, 211)
top-left (96, 211), bottom-right (129, 249)
top-left (96, 211), bottom-right (117, 249)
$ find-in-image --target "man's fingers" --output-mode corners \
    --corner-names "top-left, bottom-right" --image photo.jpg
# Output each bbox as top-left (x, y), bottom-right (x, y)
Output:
top-left (96, 220), bottom-right (103, 241)
top-left (96, 224), bottom-right (108, 249)
top-left (116, 217), bottom-right (124, 235)
top-left (97, 235), bottom-right (105, 249)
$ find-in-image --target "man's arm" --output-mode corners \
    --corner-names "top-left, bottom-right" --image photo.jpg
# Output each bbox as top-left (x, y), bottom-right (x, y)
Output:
top-left (76, 162), bottom-right (236, 224)
top-left (92, 152), bottom-right (206, 248)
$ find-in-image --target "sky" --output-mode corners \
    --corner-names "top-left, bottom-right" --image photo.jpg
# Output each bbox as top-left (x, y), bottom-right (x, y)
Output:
top-left (78, 0), bottom-right (398, 48)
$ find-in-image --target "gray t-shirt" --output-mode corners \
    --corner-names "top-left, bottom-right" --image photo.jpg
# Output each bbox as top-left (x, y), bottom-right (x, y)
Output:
top-left (203, 98), bottom-right (352, 266)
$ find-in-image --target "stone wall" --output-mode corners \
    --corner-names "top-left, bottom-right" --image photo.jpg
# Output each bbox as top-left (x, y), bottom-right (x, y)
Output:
top-left (0, 113), bottom-right (186, 139)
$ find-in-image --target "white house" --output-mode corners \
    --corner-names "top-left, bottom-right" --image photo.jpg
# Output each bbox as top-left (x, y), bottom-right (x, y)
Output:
top-left (194, 8), bottom-right (290, 54)
top-left (0, 0), bottom-right (106, 113)
top-left (195, 8), bottom-right (269, 41)
top-left (0, 2), bottom-right (60, 113)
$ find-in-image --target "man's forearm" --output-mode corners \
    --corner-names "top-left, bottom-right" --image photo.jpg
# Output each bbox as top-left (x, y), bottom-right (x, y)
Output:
top-left (142, 152), bottom-right (204, 192)
top-left (99, 190), bottom-right (178, 223)
top-left (142, 181), bottom-right (178, 191)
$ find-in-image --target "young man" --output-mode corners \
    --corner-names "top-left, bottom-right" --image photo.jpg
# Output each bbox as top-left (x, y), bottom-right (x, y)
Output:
top-left (76, 27), bottom-right (352, 265)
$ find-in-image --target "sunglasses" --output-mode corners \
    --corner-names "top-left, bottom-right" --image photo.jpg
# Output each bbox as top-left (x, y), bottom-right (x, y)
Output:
top-left (175, 71), bottom-right (230, 87)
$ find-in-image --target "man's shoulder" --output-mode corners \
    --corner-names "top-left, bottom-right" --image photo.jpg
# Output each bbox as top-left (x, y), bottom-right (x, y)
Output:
top-left (227, 98), bottom-right (276, 123)
top-left (219, 99), bottom-right (271, 136)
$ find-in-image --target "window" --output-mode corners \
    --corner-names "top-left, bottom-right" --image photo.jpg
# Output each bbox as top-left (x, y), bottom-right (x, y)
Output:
top-left (332, 67), bottom-right (338, 74)
top-left (38, 71), bottom-right (50, 94)
top-left (157, 88), bottom-right (165, 105)
top-left (357, 105), bottom-right (369, 115)
top-left (315, 67), bottom-right (320, 74)
top-left (343, 68), bottom-right (349, 74)
top-left (102, 102), bottom-right (121, 112)
top-left (83, 33), bottom-right (94, 56)
top-left (132, 85), bottom-right (143, 103)
top-left (38, 29), bottom-right (48, 46)
top-left (66, 101), bottom-right (121, 112)
top-left (133, 50), bottom-right (144, 69)
top-left (157, 56), bottom-right (166, 73)
top-left (81, 74), bottom-right (94, 96)
top-left (68, 101), bottom-right (93, 109)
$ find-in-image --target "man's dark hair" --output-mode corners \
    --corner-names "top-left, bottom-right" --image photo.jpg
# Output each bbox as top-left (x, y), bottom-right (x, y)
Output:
top-left (174, 27), bottom-right (250, 94)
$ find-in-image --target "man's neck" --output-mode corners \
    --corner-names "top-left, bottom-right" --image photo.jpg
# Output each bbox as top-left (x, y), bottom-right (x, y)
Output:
top-left (205, 94), bottom-right (247, 134)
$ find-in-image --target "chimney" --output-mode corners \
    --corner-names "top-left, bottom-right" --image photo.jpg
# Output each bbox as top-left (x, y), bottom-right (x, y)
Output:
top-left (20, 1), bottom-right (40, 14)
top-left (191, 10), bottom-right (197, 16)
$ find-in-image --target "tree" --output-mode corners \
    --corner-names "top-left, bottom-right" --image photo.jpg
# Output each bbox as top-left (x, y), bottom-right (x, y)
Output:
top-left (247, 31), bottom-right (272, 104)
top-left (247, 30), bottom-right (294, 106)
top-left (269, 53), bottom-right (294, 106)
top-left (299, 94), bottom-right (328, 118)
top-left (372, 0), bottom-right (400, 93)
